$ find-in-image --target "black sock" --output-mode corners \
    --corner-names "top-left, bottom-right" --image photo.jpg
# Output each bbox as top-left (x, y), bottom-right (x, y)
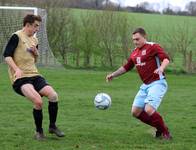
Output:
top-left (48, 102), bottom-right (58, 128)
top-left (33, 109), bottom-right (43, 133)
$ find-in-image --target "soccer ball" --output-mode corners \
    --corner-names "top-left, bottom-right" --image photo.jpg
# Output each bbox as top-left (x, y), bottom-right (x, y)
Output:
top-left (94, 93), bottom-right (111, 110)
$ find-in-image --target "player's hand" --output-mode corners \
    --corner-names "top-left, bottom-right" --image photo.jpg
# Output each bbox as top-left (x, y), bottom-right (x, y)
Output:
top-left (28, 46), bottom-right (38, 56)
top-left (154, 67), bottom-right (164, 74)
top-left (31, 46), bottom-right (39, 56)
top-left (106, 73), bottom-right (114, 82)
top-left (14, 68), bottom-right (23, 79)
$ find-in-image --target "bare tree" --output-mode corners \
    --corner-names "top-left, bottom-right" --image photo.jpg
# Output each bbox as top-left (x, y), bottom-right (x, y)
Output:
top-left (79, 12), bottom-right (97, 67)
top-left (164, 22), bottom-right (196, 72)
top-left (0, 0), bottom-right (7, 5)
top-left (47, 8), bottom-right (75, 65)
top-left (69, 18), bottom-right (80, 67)
top-left (94, 0), bottom-right (104, 9)
top-left (138, 1), bottom-right (150, 9)
top-left (162, 5), bottom-right (175, 15)
top-left (117, 14), bottom-right (136, 61)
top-left (95, 10), bottom-right (128, 67)
top-left (186, 1), bottom-right (196, 15)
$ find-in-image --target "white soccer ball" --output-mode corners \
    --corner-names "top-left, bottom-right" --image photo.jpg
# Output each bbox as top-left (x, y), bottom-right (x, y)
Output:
top-left (94, 93), bottom-right (111, 110)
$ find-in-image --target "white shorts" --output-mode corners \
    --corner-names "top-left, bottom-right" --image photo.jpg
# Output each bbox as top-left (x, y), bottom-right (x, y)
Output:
top-left (132, 79), bottom-right (168, 110)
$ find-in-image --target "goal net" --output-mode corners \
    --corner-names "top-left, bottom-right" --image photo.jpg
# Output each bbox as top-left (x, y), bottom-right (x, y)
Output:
top-left (0, 6), bottom-right (62, 67)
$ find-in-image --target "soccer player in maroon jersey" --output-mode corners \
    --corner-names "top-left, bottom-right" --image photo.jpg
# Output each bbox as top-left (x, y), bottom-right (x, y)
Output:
top-left (106, 27), bottom-right (172, 140)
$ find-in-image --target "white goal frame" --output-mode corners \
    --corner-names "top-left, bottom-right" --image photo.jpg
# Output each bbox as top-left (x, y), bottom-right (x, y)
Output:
top-left (0, 6), bottom-right (38, 15)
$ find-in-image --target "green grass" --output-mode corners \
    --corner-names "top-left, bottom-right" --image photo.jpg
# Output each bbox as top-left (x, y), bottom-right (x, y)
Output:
top-left (1, 64), bottom-right (196, 150)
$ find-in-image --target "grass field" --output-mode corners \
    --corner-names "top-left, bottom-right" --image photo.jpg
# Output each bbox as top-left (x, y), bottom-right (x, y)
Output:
top-left (1, 64), bottom-right (196, 150)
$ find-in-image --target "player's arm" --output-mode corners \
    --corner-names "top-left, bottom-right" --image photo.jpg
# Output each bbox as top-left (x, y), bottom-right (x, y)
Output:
top-left (106, 57), bottom-right (134, 82)
top-left (153, 44), bottom-right (170, 74)
top-left (3, 34), bottom-right (23, 78)
top-left (106, 66), bottom-right (127, 82)
top-left (154, 58), bottom-right (170, 74)
top-left (4, 57), bottom-right (23, 78)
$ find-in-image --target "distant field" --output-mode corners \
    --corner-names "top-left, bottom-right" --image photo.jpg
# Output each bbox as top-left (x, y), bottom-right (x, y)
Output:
top-left (61, 9), bottom-right (196, 70)
top-left (71, 9), bottom-right (196, 46)
top-left (1, 64), bottom-right (196, 150)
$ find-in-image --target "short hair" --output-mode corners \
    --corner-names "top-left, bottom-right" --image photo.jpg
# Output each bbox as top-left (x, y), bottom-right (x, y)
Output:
top-left (132, 27), bottom-right (146, 36)
top-left (23, 14), bottom-right (42, 26)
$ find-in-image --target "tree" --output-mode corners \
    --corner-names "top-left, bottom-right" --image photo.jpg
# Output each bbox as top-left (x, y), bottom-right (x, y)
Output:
top-left (47, 8), bottom-right (76, 65)
top-left (94, 11), bottom-right (118, 67)
top-left (117, 14), bottom-right (136, 61)
top-left (164, 22), bottom-right (196, 72)
top-left (186, 1), bottom-right (196, 15)
top-left (138, 1), bottom-right (150, 10)
top-left (69, 17), bottom-right (80, 67)
top-left (162, 6), bottom-right (176, 15)
top-left (94, 0), bottom-right (104, 9)
top-left (79, 12), bottom-right (97, 67)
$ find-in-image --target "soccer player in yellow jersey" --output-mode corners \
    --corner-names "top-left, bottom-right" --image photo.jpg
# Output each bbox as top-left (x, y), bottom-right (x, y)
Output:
top-left (3, 14), bottom-right (64, 140)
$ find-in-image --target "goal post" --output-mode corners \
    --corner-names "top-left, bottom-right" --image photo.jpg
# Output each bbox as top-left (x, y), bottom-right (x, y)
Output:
top-left (0, 6), bottom-right (38, 14)
top-left (0, 6), bottom-right (62, 67)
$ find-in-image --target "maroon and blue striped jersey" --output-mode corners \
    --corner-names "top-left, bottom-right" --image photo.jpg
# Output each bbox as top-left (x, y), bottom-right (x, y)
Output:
top-left (123, 42), bottom-right (170, 84)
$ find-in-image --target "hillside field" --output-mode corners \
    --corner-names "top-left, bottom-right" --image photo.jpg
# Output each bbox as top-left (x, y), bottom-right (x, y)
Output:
top-left (1, 64), bottom-right (196, 150)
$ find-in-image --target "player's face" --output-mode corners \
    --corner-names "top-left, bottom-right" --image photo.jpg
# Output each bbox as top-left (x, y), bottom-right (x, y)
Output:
top-left (28, 21), bottom-right (40, 36)
top-left (132, 33), bottom-right (146, 48)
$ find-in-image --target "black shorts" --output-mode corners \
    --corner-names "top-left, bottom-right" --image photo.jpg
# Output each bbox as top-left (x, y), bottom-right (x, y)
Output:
top-left (12, 76), bottom-right (49, 96)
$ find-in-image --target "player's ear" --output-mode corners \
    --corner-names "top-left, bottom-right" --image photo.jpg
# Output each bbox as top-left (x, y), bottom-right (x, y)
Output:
top-left (143, 34), bottom-right (147, 39)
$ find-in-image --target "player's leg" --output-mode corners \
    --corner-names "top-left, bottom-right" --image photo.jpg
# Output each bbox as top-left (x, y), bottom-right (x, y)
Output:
top-left (39, 85), bottom-right (58, 127)
top-left (144, 104), bottom-right (171, 139)
top-left (36, 77), bottom-right (64, 137)
top-left (144, 80), bottom-right (171, 139)
top-left (20, 83), bottom-right (45, 140)
top-left (131, 87), bottom-right (152, 125)
top-left (131, 82), bottom-right (171, 140)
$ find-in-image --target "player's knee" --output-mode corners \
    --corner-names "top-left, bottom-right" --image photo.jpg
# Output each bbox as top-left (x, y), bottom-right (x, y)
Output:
top-left (131, 109), bottom-right (139, 117)
top-left (131, 111), bottom-right (139, 117)
top-left (144, 105), bottom-right (155, 116)
top-left (48, 92), bottom-right (58, 102)
top-left (34, 100), bottom-right (43, 109)
top-left (131, 107), bottom-right (142, 117)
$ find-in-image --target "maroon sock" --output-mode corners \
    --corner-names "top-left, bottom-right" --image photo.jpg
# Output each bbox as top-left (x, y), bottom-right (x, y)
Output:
top-left (137, 111), bottom-right (152, 125)
top-left (150, 112), bottom-right (168, 133)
